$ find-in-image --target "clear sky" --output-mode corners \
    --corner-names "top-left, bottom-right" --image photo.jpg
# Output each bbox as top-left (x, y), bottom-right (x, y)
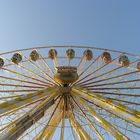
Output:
top-left (0, 0), bottom-right (140, 54)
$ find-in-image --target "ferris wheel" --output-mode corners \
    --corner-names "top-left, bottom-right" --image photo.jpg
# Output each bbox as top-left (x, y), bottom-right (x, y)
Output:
top-left (0, 46), bottom-right (140, 140)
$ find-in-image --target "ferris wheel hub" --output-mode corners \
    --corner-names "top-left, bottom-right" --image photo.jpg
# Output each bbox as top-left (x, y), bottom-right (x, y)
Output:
top-left (54, 66), bottom-right (79, 84)
top-left (59, 86), bottom-right (71, 95)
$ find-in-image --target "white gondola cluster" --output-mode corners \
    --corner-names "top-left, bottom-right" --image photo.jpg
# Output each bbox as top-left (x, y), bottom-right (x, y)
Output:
top-left (101, 52), bottom-right (112, 63)
top-left (137, 62), bottom-right (140, 70)
top-left (119, 55), bottom-right (130, 67)
top-left (83, 49), bottom-right (93, 61)
top-left (30, 50), bottom-right (39, 61)
top-left (48, 49), bottom-right (57, 60)
top-left (66, 49), bottom-right (75, 59)
top-left (0, 57), bottom-right (4, 68)
top-left (0, 49), bottom-right (140, 70)
top-left (11, 53), bottom-right (22, 64)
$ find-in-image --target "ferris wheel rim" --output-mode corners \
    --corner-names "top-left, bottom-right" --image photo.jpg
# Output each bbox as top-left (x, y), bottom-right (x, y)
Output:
top-left (0, 45), bottom-right (140, 58)
top-left (0, 46), bottom-right (140, 139)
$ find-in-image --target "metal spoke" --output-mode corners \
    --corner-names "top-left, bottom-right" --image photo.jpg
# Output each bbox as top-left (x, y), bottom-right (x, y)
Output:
top-left (38, 52), bottom-right (55, 75)
top-left (0, 94), bottom-right (58, 140)
top-left (77, 97), bottom-right (129, 140)
top-left (24, 56), bottom-right (59, 86)
top-left (17, 63), bottom-right (56, 85)
top-left (87, 87), bottom-right (140, 90)
top-left (0, 87), bottom-right (58, 117)
top-left (73, 56), bottom-right (101, 85)
top-left (88, 91), bottom-right (140, 97)
top-left (0, 75), bottom-right (48, 87)
top-left (60, 99), bottom-right (65, 140)
top-left (74, 56), bottom-right (118, 86)
top-left (75, 59), bottom-right (139, 86)
top-left (79, 70), bottom-right (139, 87)
top-left (68, 106), bottom-right (92, 140)
top-left (83, 98), bottom-right (140, 129)
top-left (71, 95), bottom-right (104, 140)
top-left (35, 96), bottom-right (63, 140)
top-left (72, 87), bottom-right (140, 123)
top-left (0, 83), bottom-right (44, 89)
top-left (2, 67), bottom-right (51, 85)
top-left (81, 78), bottom-right (140, 89)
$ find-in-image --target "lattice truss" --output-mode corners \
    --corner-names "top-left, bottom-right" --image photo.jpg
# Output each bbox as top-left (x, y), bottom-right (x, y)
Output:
top-left (0, 46), bottom-right (140, 140)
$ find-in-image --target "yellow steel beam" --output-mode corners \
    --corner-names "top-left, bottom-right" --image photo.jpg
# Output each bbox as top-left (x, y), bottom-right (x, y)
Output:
top-left (35, 96), bottom-right (63, 140)
top-left (75, 96), bottom-right (129, 140)
top-left (69, 112), bottom-right (92, 140)
top-left (60, 118), bottom-right (65, 140)
top-left (0, 86), bottom-right (57, 115)
top-left (60, 99), bottom-right (65, 140)
top-left (35, 111), bottom-right (62, 140)
top-left (72, 87), bottom-right (140, 124)
top-left (71, 96), bottom-right (103, 140)
top-left (0, 90), bottom-right (58, 140)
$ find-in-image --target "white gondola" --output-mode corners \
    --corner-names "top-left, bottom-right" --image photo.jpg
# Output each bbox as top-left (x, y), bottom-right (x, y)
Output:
top-left (83, 49), bottom-right (93, 61)
top-left (66, 49), bottom-right (75, 59)
top-left (0, 58), bottom-right (4, 68)
top-left (48, 49), bottom-right (57, 60)
top-left (11, 53), bottom-right (22, 64)
top-left (119, 55), bottom-right (130, 67)
top-left (30, 50), bottom-right (39, 61)
top-left (137, 62), bottom-right (140, 70)
top-left (101, 52), bottom-right (112, 63)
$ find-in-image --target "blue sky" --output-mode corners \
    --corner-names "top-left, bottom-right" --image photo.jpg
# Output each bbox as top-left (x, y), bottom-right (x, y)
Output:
top-left (0, 0), bottom-right (140, 55)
